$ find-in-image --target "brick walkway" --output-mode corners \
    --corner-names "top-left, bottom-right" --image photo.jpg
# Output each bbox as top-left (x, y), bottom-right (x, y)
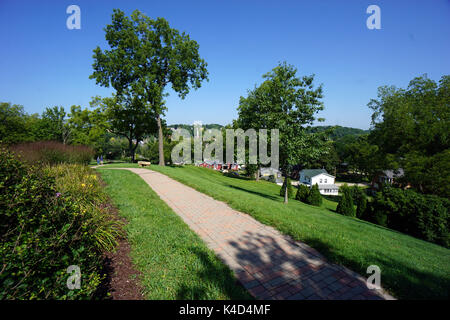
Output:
top-left (117, 168), bottom-right (394, 300)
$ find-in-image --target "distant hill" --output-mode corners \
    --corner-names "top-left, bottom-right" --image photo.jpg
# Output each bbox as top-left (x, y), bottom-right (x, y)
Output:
top-left (306, 125), bottom-right (369, 140)
top-left (168, 124), bottom-right (367, 140)
top-left (168, 123), bottom-right (224, 135)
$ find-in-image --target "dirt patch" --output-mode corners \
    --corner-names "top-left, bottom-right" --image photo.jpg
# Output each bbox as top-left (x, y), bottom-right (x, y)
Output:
top-left (94, 178), bottom-right (144, 300)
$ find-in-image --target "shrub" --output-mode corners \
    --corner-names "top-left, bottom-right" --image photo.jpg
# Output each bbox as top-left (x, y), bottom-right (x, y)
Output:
top-left (280, 177), bottom-right (294, 199)
top-left (0, 147), bottom-right (121, 299)
top-left (364, 187), bottom-right (449, 247)
top-left (10, 141), bottom-right (94, 165)
top-left (355, 193), bottom-right (368, 219)
top-left (336, 185), bottom-right (356, 217)
top-left (296, 184), bottom-right (310, 202)
top-left (306, 184), bottom-right (322, 206)
top-left (349, 185), bottom-right (366, 203)
top-left (245, 164), bottom-right (258, 180)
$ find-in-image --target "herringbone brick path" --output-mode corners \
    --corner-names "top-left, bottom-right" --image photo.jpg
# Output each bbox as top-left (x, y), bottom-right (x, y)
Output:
top-left (116, 168), bottom-right (395, 300)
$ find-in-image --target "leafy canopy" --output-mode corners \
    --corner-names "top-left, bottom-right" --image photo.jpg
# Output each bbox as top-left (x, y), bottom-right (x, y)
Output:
top-left (90, 9), bottom-right (209, 112)
top-left (237, 62), bottom-right (327, 173)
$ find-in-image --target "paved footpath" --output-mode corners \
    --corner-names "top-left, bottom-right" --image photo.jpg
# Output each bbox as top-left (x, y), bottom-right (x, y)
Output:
top-left (113, 168), bottom-right (394, 300)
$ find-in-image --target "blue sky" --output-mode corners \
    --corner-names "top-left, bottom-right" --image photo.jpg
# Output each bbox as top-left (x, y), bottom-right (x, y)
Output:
top-left (0, 0), bottom-right (449, 129)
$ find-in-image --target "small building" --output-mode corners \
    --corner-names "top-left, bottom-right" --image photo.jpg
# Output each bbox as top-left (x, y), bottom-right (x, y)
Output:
top-left (372, 168), bottom-right (405, 189)
top-left (260, 167), bottom-right (283, 184)
top-left (299, 169), bottom-right (339, 195)
top-left (198, 160), bottom-right (239, 171)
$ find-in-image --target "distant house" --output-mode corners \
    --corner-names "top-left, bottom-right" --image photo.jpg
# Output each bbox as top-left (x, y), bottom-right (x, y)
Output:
top-left (198, 160), bottom-right (239, 171)
top-left (260, 167), bottom-right (283, 184)
top-left (299, 169), bottom-right (339, 195)
top-left (372, 168), bottom-right (405, 188)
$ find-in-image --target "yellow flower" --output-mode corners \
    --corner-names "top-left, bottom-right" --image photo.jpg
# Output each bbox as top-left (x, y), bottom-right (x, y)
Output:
top-left (81, 183), bottom-right (86, 187)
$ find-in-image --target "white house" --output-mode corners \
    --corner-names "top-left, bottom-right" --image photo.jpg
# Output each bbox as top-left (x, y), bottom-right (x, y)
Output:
top-left (299, 169), bottom-right (339, 195)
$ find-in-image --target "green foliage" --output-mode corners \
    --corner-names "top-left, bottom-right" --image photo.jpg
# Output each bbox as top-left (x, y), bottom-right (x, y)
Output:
top-left (344, 134), bottom-right (381, 177)
top-left (0, 148), bottom-right (121, 299)
top-left (245, 164), bottom-right (258, 179)
top-left (35, 106), bottom-right (70, 143)
top-left (90, 9), bottom-right (209, 164)
top-left (365, 187), bottom-right (449, 247)
top-left (10, 141), bottom-right (94, 165)
top-left (355, 193), bottom-right (368, 219)
top-left (67, 104), bottom-right (110, 154)
top-left (296, 184), bottom-right (310, 202)
top-left (349, 185), bottom-right (368, 219)
top-left (306, 184), bottom-right (323, 206)
top-left (336, 184), bottom-right (356, 217)
top-left (280, 177), bottom-right (294, 199)
top-left (236, 62), bottom-right (328, 202)
top-left (307, 125), bottom-right (369, 140)
top-left (91, 95), bottom-right (158, 162)
top-left (141, 137), bottom-right (177, 164)
top-left (0, 102), bottom-right (30, 144)
top-left (368, 74), bottom-right (450, 198)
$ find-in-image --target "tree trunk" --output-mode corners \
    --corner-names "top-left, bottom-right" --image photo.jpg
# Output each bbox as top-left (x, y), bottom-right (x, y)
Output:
top-left (128, 138), bottom-right (135, 163)
top-left (157, 114), bottom-right (165, 166)
top-left (255, 167), bottom-right (260, 181)
top-left (284, 176), bottom-right (288, 204)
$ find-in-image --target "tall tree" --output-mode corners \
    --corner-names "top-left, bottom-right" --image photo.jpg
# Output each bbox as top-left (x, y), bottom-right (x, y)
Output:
top-left (0, 102), bottom-right (29, 144)
top-left (90, 9), bottom-right (208, 165)
top-left (237, 62), bottom-right (327, 203)
top-left (93, 94), bottom-right (158, 162)
top-left (367, 74), bottom-right (449, 197)
top-left (67, 104), bottom-right (110, 154)
top-left (39, 106), bottom-right (70, 144)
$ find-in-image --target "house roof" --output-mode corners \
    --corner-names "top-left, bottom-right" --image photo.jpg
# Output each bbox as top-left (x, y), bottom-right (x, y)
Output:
top-left (382, 168), bottom-right (404, 179)
top-left (300, 169), bottom-right (334, 178)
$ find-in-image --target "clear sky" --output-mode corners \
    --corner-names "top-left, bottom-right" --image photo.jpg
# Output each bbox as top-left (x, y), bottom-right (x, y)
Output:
top-left (1, 0), bottom-right (449, 129)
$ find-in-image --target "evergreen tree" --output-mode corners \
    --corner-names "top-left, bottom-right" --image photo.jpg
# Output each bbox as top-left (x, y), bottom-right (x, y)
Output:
top-left (307, 184), bottom-right (323, 206)
top-left (296, 184), bottom-right (310, 202)
top-left (280, 177), bottom-right (294, 199)
top-left (356, 194), bottom-right (367, 219)
top-left (336, 186), bottom-right (356, 216)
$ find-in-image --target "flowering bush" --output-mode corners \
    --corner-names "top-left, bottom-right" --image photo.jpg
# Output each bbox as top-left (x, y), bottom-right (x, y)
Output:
top-left (0, 147), bottom-right (121, 299)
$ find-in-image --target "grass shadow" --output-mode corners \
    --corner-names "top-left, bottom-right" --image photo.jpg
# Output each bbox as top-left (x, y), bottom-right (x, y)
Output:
top-left (175, 246), bottom-right (252, 300)
top-left (227, 184), bottom-right (280, 201)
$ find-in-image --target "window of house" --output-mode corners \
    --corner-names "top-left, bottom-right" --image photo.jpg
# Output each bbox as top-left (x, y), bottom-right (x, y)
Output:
top-left (320, 179), bottom-right (322, 183)
top-left (324, 179), bottom-right (327, 183)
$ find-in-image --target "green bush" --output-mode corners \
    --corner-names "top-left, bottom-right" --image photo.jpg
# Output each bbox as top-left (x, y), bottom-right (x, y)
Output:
top-left (280, 177), bottom-right (294, 199)
top-left (306, 184), bottom-right (322, 206)
top-left (296, 184), bottom-right (310, 202)
top-left (365, 187), bottom-right (449, 247)
top-left (336, 184), bottom-right (356, 217)
top-left (0, 148), bottom-right (121, 299)
top-left (355, 193), bottom-right (368, 219)
top-left (349, 185), bottom-right (366, 202)
top-left (245, 164), bottom-right (258, 180)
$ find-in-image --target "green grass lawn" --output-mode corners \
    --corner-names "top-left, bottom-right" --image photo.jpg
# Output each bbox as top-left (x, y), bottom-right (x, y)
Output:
top-left (98, 168), bottom-right (252, 300)
top-left (99, 163), bottom-right (450, 300)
